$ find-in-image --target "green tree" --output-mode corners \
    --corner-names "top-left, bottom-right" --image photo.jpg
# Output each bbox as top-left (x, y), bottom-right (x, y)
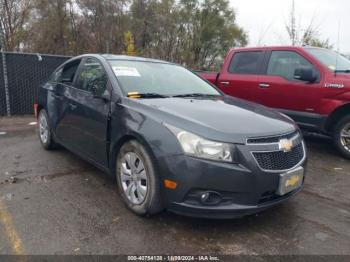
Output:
top-left (177, 0), bottom-right (247, 70)
top-left (129, 0), bottom-right (247, 70)
top-left (77, 0), bottom-right (129, 54)
top-left (123, 31), bottom-right (136, 56)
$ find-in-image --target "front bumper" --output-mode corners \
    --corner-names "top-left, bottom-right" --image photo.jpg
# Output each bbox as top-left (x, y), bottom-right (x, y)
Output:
top-left (158, 146), bottom-right (307, 219)
top-left (169, 187), bottom-right (302, 219)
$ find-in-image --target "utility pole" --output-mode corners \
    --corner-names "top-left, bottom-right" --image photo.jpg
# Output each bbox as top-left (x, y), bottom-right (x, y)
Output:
top-left (0, 18), bottom-right (11, 116)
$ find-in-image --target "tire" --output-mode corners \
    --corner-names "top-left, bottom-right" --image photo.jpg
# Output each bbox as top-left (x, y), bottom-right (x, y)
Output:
top-left (116, 140), bottom-right (163, 216)
top-left (38, 109), bottom-right (58, 150)
top-left (333, 115), bottom-right (350, 159)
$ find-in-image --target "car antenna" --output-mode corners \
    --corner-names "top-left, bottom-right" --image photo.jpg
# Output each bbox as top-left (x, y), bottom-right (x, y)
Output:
top-left (334, 20), bottom-right (341, 77)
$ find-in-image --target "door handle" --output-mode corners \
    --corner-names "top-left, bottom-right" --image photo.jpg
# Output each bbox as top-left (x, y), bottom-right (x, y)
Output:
top-left (69, 103), bottom-right (77, 110)
top-left (259, 83), bottom-right (270, 88)
top-left (221, 81), bottom-right (230, 86)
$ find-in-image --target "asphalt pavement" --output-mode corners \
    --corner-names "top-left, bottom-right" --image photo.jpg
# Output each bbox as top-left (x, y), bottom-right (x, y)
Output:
top-left (0, 116), bottom-right (349, 255)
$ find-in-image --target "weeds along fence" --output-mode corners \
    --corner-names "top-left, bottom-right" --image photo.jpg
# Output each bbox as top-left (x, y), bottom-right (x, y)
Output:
top-left (0, 52), bottom-right (71, 116)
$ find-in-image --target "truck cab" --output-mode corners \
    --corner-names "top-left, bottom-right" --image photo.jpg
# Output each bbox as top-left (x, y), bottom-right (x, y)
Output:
top-left (199, 46), bottom-right (350, 158)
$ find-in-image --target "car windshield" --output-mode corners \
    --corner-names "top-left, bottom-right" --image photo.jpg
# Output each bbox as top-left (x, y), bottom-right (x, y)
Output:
top-left (305, 48), bottom-right (350, 72)
top-left (108, 60), bottom-right (221, 97)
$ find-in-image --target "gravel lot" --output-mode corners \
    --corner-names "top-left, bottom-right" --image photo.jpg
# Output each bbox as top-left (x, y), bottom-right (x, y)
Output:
top-left (0, 116), bottom-right (350, 255)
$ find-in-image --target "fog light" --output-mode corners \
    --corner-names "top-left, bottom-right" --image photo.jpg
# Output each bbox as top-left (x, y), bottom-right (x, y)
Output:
top-left (201, 193), bottom-right (210, 202)
top-left (200, 191), bottom-right (222, 205)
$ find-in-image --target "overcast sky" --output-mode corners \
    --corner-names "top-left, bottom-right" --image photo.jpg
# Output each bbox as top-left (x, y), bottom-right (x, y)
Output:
top-left (230, 0), bottom-right (350, 53)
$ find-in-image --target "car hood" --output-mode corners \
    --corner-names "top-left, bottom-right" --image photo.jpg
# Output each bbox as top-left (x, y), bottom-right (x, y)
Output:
top-left (337, 73), bottom-right (350, 80)
top-left (126, 96), bottom-right (296, 144)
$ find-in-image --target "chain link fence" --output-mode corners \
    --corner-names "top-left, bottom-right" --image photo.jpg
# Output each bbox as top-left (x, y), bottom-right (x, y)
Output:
top-left (0, 52), bottom-right (71, 116)
top-left (0, 57), bottom-right (6, 116)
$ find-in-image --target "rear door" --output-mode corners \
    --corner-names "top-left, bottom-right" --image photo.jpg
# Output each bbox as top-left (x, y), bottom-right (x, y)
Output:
top-left (53, 59), bottom-right (82, 145)
top-left (258, 50), bottom-right (322, 115)
top-left (64, 57), bottom-right (110, 166)
top-left (217, 50), bottom-right (265, 103)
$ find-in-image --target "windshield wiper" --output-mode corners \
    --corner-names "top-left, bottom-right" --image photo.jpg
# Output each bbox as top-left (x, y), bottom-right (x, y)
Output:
top-left (128, 93), bottom-right (170, 99)
top-left (335, 69), bottom-right (350, 73)
top-left (172, 93), bottom-right (221, 98)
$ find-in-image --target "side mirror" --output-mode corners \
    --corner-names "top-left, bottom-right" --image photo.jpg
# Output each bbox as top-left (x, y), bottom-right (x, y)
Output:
top-left (91, 85), bottom-right (110, 101)
top-left (91, 85), bottom-right (99, 97)
top-left (294, 67), bottom-right (317, 83)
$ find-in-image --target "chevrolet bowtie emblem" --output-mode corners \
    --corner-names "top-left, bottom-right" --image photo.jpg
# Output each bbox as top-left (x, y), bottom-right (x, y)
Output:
top-left (285, 175), bottom-right (300, 187)
top-left (279, 139), bottom-right (293, 152)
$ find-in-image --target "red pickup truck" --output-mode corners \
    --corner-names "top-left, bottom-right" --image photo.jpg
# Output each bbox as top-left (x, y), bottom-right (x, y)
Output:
top-left (199, 46), bottom-right (350, 158)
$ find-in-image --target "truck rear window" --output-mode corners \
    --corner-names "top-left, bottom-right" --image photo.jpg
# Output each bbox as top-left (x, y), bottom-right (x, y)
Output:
top-left (228, 51), bottom-right (264, 75)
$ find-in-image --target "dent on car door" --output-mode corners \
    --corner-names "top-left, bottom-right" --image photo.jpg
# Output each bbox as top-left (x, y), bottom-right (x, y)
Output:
top-left (64, 57), bottom-right (110, 166)
top-left (258, 50), bottom-right (321, 114)
top-left (46, 67), bottom-right (64, 132)
top-left (218, 51), bottom-right (265, 103)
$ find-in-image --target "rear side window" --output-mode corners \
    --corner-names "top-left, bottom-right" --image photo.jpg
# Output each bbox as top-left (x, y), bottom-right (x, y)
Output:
top-left (60, 60), bottom-right (81, 85)
top-left (51, 68), bottom-right (63, 82)
top-left (267, 51), bottom-right (314, 81)
top-left (228, 51), bottom-right (264, 74)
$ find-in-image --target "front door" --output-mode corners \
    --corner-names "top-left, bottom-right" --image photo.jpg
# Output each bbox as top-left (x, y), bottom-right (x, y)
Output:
top-left (64, 57), bottom-right (110, 166)
top-left (258, 50), bottom-right (322, 116)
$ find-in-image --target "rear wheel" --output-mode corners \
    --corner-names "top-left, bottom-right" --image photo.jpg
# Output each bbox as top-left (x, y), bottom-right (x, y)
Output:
top-left (333, 115), bottom-right (350, 159)
top-left (38, 109), bottom-right (58, 150)
top-left (116, 140), bottom-right (163, 216)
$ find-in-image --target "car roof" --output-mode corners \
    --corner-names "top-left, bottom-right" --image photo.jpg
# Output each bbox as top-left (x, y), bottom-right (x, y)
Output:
top-left (229, 45), bottom-right (327, 53)
top-left (101, 54), bottom-right (173, 64)
top-left (67, 54), bottom-right (174, 65)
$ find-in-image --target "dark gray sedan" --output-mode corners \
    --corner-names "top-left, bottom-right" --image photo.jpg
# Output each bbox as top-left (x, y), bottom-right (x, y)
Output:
top-left (36, 54), bottom-right (307, 218)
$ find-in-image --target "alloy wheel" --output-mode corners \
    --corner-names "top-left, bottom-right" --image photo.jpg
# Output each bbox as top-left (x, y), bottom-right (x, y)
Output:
top-left (39, 113), bottom-right (49, 144)
top-left (340, 123), bottom-right (350, 152)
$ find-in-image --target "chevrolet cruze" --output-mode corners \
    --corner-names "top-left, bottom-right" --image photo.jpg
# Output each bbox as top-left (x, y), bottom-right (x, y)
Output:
top-left (36, 54), bottom-right (307, 218)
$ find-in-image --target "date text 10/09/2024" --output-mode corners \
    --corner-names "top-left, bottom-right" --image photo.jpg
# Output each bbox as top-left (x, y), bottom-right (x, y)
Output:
top-left (127, 256), bottom-right (220, 261)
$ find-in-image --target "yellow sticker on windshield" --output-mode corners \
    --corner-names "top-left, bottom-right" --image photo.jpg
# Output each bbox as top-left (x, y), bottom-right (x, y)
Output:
top-left (127, 92), bottom-right (141, 98)
top-left (328, 65), bottom-right (336, 71)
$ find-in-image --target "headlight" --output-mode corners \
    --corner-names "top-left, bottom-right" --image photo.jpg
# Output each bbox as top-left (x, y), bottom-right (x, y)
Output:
top-left (165, 124), bottom-right (233, 162)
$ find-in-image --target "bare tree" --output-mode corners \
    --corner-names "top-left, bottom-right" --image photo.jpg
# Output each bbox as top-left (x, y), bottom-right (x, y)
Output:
top-left (286, 0), bottom-right (298, 46)
top-left (0, 0), bottom-right (32, 51)
top-left (6, 0), bottom-right (248, 71)
top-left (285, 0), bottom-right (332, 48)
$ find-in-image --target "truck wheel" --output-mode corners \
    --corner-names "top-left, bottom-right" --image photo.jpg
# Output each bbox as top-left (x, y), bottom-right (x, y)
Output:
top-left (38, 109), bottom-right (58, 150)
top-left (333, 115), bottom-right (350, 159)
top-left (116, 140), bottom-right (163, 216)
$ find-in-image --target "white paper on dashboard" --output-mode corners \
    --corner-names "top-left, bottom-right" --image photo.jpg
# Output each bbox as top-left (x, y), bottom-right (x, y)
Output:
top-left (112, 66), bottom-right (141, 77)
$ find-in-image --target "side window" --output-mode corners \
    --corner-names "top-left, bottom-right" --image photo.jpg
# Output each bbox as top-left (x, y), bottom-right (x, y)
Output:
top-left (77, 58), bottom-right (108, 95)
top-left (228, 51), bottom-right (264, 74)
top-left (60, 60), bottom-right (81, 85)
top-left (267, 51), bottom-right (314, 81)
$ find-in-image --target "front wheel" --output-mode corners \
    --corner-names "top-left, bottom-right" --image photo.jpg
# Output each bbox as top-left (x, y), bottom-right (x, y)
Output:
top-left (116, 140), bottom-right (163, 216)
top-left (333, 115), bottom-right (350, 159)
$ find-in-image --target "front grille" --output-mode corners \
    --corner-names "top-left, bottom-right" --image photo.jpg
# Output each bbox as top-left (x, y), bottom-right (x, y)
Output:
top-left (253, 143), bottom-right (304, 171)
top-left (247, 131), bottom-right (299, 144)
